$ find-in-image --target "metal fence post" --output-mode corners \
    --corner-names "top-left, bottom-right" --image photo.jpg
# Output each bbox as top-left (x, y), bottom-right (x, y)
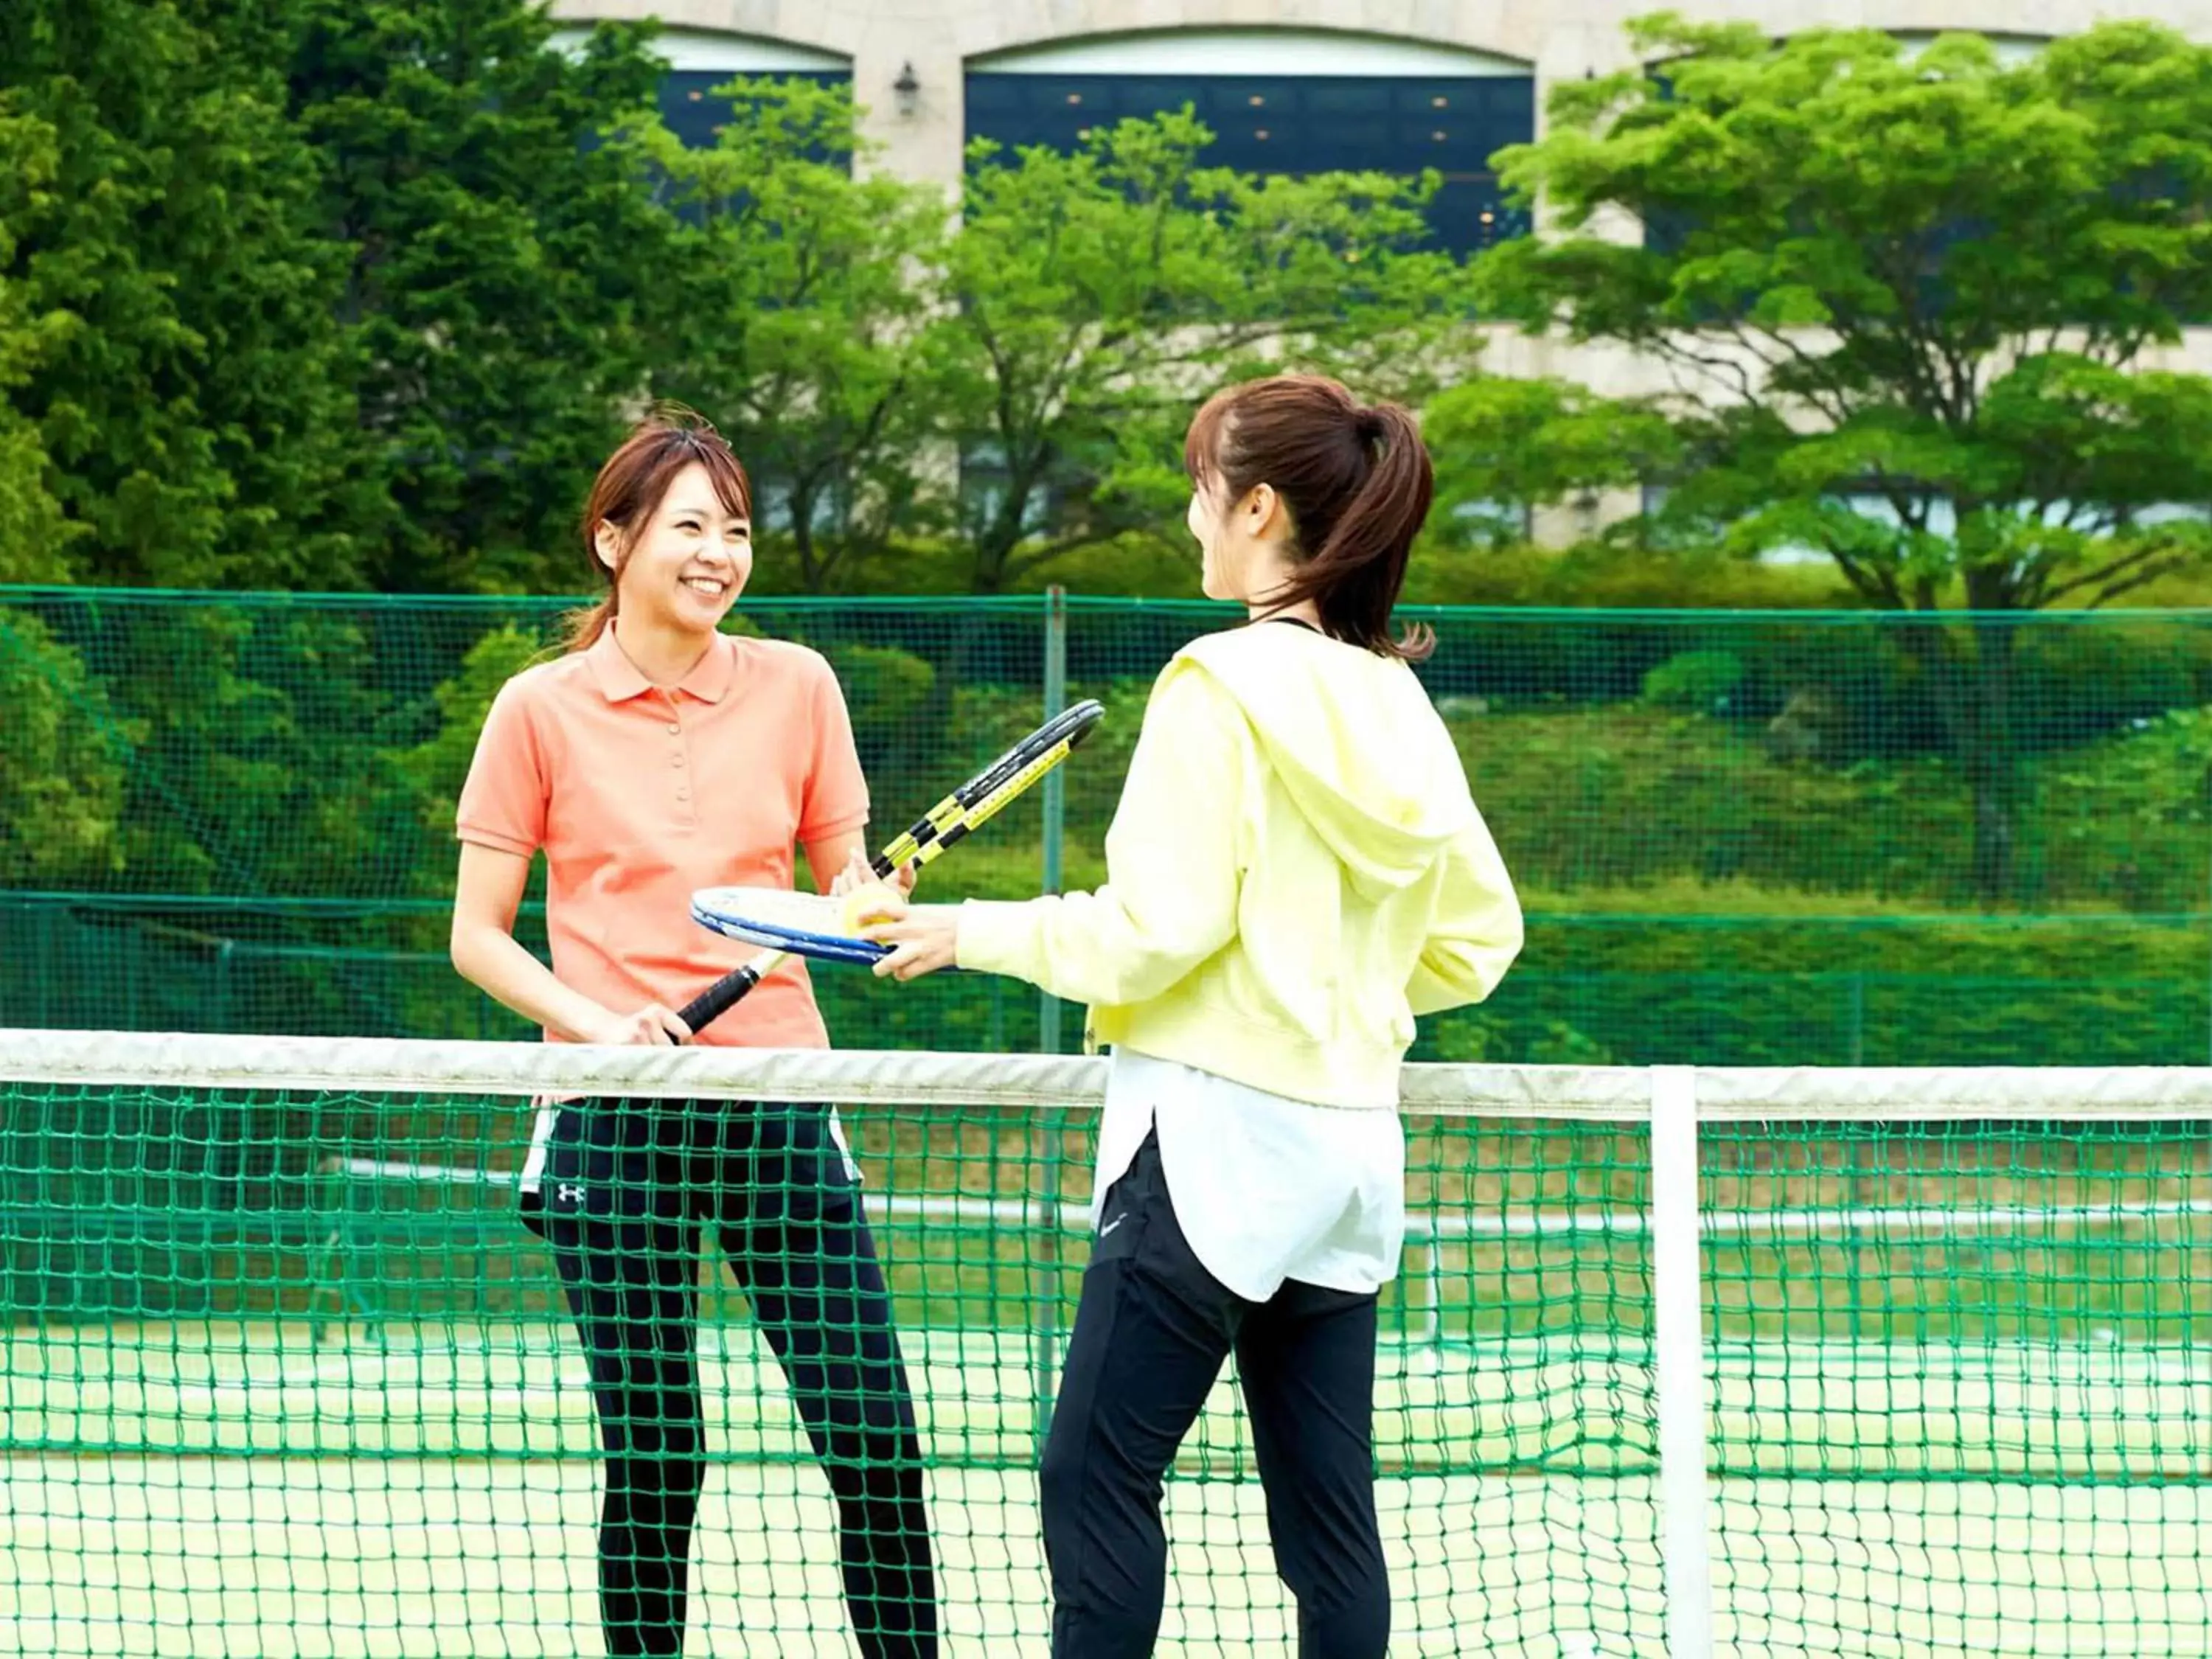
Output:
top-left (1033, 585), bottom-right (1071, 1438)
top-left (1040, 585), bottom-right (1068, 1052)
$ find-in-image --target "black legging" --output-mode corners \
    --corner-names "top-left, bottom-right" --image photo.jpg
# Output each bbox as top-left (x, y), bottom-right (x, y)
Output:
top-left (526, 1096), bottom-right (937, 1658)
top-left (1040, 1130), bottom-right (1388, 1659)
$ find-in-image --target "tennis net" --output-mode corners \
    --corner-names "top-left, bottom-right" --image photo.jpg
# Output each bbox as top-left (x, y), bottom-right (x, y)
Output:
top-left (1, 1031), bottom-right (2207, 1657)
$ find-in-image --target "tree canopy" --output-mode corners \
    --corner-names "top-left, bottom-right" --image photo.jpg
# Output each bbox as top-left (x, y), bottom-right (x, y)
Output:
top-left (1475, 16), bottom-right (2212, 610)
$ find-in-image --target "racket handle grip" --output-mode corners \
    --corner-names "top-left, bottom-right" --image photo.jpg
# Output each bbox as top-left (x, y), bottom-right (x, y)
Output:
top-left (678, 962), bottom-right (763, 1035)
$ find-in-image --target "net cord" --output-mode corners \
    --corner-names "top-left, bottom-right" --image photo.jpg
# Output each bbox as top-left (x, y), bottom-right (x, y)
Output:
top-left (10, 1029), bottom-right (2212, 1120)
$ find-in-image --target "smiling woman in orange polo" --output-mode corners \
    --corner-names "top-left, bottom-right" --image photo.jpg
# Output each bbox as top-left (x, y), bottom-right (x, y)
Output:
top-left (448, 407), bottom-right (938, 1659)
top-left (456, 605), bottom-right (866, 1048)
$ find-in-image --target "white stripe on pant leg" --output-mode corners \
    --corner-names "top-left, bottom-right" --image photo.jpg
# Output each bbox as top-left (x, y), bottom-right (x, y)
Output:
top-left (828, 1105), bottom-right (861, 1185)
top-left (517, 1100), bottom-right (557, 1195)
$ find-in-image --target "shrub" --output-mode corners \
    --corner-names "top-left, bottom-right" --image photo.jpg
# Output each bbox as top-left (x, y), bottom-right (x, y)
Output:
top-left (1639, 650), bottom-right (1746, 714)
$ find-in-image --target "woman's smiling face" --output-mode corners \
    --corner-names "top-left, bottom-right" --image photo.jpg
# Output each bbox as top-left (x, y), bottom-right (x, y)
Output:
top-left (598, 461), bottom-right (753, 634)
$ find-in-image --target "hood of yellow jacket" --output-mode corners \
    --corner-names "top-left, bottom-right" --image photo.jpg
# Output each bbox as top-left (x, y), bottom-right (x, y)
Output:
top-left (1174, 624), bottom-right (1475, 903)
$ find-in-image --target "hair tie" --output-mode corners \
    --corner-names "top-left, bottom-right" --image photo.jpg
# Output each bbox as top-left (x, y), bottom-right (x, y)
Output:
top-left (1356, 408), bottom-right (1387, 442)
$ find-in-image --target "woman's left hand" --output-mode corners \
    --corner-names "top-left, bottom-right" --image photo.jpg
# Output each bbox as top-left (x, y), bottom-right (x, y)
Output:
top-left (862, 894), bottom-right (961, 981)
top-left (830, 848), bottom-right (919, 900)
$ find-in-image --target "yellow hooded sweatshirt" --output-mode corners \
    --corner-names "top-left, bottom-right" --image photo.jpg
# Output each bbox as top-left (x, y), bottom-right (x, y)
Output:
top-left (956, 621), bottom-right (1523, 1108)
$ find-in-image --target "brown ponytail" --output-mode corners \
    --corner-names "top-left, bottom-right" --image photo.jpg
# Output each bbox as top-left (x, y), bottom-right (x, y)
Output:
top-left (1183, 375), bottom-right (1436, 661)
top-left (565, 405), bottom-right (751, 651)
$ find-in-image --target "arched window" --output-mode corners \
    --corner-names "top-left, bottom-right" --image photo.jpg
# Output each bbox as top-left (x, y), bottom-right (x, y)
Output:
top-left (548, 27), bottom-right (849, 150)
top-left (965, 29), bottom-right (1534, 254)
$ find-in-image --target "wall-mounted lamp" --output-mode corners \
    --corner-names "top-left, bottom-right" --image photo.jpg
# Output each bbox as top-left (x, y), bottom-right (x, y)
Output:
top-left (894, 62), bottom-right (920, 118)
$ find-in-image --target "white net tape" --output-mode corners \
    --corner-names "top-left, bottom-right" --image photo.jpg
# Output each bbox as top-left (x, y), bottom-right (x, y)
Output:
top-left (7, 1028), bottom-right (2212, 1119)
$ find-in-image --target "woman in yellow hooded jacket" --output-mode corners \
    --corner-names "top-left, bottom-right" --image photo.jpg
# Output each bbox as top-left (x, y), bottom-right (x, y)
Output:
top-left (860, 373), bottom-right (1523, 1659)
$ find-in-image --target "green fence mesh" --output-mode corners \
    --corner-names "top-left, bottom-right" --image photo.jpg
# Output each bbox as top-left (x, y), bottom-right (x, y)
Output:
top-left (7, 586), bottom-right (2212, 1065)
top-left (1, 1043), bottom-right (2205, 1657)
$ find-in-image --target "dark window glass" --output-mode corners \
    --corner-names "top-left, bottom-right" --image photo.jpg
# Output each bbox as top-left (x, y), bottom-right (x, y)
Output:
top-left (658, 67), bottom-right (851, 150)
top-left (964, 71), bottom-right (1534, 253)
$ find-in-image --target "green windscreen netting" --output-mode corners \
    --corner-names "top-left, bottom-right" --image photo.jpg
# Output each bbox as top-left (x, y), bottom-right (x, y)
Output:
top-left (1, 1034), bottom-right (2206, 1657)
top-left (7, 587), bottom-right (2212, 1066)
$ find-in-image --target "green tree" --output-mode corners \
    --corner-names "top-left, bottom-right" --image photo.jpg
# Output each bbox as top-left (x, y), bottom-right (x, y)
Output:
top-left (0, 103), bottom-right (77, 583)
top-left (936, 113), bottom-right (1464, 594)
top-left (1207, 164), bottom-right (1474, 403)
top-left (0, 0), bottom-right (374, 588)
top-left (389, 621), bottom-right (551, 861)
top-left (933, 114), bottom-right (1241, 594)
top-left (1477, 18), bottom-right (2212, 900)
top-left (277, 0), bottom-right (671, 591)
top-left (0, 610), bottom-right (135, 884)
top-left (1422, 376), bottom-right (1680, 547)
top-left (618, 78), bottom-right (951, 594)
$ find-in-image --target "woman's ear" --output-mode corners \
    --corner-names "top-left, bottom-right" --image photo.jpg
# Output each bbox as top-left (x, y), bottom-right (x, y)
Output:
top-left (1246, 483), bottom-right (1283, 538)
top-left (592, 519), bottom-right (624, 574)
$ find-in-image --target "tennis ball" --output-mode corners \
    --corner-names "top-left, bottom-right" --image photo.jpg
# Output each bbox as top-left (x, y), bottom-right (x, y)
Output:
top-left (841, 882), bottom-right (902, 932)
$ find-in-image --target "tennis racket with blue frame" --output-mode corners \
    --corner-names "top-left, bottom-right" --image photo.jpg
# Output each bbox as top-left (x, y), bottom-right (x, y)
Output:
top-left (681, 699), bottom-right (1103, 1033)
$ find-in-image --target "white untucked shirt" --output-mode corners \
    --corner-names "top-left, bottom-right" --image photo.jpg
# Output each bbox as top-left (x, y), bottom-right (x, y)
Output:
top-left (1092, 1047), bottom-right (1407, 1302)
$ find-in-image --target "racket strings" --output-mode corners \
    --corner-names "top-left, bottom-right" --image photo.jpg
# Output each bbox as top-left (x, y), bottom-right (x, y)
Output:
top-left (700, 888), bottom-right (849, 933)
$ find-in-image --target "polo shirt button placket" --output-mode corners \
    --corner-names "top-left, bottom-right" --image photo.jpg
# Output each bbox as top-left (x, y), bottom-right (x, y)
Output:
top-left (664, 693), bottom-right (692, 815)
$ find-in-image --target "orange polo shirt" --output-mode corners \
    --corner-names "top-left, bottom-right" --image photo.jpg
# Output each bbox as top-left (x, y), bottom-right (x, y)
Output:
top-left (455, 627), bottom-right (869, 1048)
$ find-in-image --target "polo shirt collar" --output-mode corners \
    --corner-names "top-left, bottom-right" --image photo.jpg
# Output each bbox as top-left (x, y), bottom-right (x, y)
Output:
top-left (584, 625), bottom-right (737, 705)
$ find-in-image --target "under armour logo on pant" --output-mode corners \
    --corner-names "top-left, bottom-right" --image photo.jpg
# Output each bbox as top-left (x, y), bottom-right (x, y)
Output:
top-left (558, 1184), bottom-right (585, 1204)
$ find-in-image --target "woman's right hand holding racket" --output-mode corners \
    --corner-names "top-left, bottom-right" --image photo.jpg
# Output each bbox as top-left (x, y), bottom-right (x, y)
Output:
top-left (862, 894), bottom-right (961, 981)
top-left (579, 1002), bottom-right (694, 1046)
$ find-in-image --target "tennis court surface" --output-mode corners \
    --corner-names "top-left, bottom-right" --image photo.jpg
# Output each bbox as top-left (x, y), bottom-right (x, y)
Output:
top-left (4, 1033), bottom-right (2208, 1655)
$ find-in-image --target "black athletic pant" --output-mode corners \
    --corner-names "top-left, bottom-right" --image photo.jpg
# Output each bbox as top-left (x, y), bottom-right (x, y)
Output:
top-left (1040, 1130), bottom-right (1390, 1659)
top-left (522, 1095), bottom-right (937, 1658)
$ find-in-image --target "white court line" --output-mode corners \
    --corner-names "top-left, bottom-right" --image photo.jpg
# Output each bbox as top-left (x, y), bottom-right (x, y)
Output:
top-left (170, 1384), bottom-right (571, 1405)
top-left (330, 1160), bottom-right (2212, 1242)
